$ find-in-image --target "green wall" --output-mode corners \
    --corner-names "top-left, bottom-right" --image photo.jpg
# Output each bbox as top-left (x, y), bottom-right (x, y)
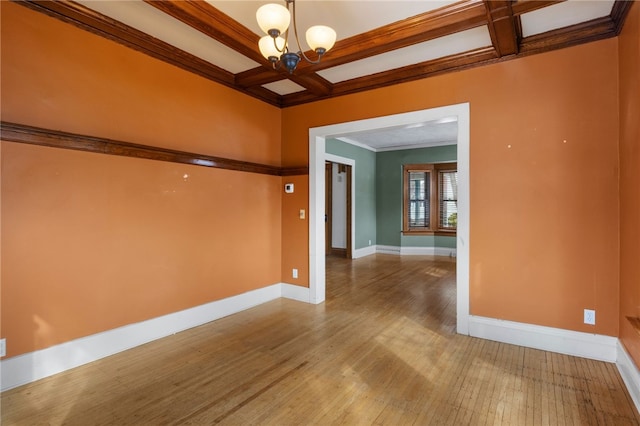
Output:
top-left (326, 139), bottom-right (457, 252)
top-left (376, 145), bottom-right (457, 247)
top-left (326, 138), bottom-right (377, 250)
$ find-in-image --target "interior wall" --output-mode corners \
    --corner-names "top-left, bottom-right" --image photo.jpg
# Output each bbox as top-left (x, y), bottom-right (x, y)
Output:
top-left (376, 145), bottom-right (457, 249)
top-left (282, 38), bottom-right (620, 336)
top-left (1, 2), bottom-right (283, 358)
top-left (1, 0), bottom-right (630, 360)
top-left (618, 1), bottom-right (640, 368)
top-left (281, 173), bottom-right (309, 285)
top-left (325, 138), bottom-right (377, 250)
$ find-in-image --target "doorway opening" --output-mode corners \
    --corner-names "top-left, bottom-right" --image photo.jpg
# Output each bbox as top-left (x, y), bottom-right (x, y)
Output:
top-left (308, 103), bottom-right (470, 335)
top-left (325, 160), bottom-right (353, 259)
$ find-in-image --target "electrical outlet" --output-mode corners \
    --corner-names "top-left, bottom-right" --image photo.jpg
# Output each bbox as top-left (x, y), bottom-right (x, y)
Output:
top-left (292, 268), bottom-right (298, 279)
top-left (0, 338), bottom-right (6, 357)
top-left (584, 309), bottom-right (596, 325)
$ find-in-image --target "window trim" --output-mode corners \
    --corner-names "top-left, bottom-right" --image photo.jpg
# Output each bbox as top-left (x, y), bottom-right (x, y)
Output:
top-left (402, 162), bottom-right (457, 236)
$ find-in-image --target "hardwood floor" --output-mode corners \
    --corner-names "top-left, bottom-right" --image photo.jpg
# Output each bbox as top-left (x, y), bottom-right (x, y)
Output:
top-left (3, 254), bottom-right (639, 425)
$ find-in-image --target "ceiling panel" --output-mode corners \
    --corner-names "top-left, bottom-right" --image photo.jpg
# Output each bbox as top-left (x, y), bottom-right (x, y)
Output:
top-left (262, 79), bottom-right (306, 95)
top-left (335, 118), bottom-right (458, 151)
top-left (208, 1), bottom-right (459, 42)
top-left (318, 26), bottom-right (492, 84)
top-left (520, 0), bottom-right (615, 38)
top-left (25, 0), bottom-right (631, 108)
top-left (76, 0), bottom-right (259, 73)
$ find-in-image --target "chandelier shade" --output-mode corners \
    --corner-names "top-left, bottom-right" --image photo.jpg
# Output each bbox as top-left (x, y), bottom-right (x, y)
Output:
top-left (305, 25), bottom-right (337, 54)
top-left (256, 0), bottom-right (335, 74)
top-left (258, 35), bottom-right (286, 61)
top-left (256, 3), bottom-right (291, 37)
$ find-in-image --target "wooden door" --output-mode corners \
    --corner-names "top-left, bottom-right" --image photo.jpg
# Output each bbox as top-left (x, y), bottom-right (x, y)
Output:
top-left (325, 162), bottom-right (332, 256)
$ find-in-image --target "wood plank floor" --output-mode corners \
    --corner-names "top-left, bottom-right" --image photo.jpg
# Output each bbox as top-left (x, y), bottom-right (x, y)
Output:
top-left (2, 254), bottom-right (639, 425)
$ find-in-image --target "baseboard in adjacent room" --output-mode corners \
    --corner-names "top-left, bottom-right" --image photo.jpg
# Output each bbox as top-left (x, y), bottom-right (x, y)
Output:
top-left (375, 245), bottom-right (400, 255)
top-left (353, 245), bottom-right (377, 258)
top-left (330, 248), bottom-right (347, 257)
top-left (400, 246), bottom-right (457, 257)
top-left (355, 245), bottom-right (457, 258)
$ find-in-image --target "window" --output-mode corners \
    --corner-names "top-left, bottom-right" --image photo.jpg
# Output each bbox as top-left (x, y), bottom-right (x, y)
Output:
top-left (408, 170), bottom-right (430, 228)
top-left (403, 163), bottom-right (457, 234)
top-left (439, 169), bottom-right (458, 229)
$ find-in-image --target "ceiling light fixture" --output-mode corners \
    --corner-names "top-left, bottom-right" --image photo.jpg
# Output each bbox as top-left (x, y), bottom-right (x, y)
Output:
top-left (256, 0), bottom-right (336, 74)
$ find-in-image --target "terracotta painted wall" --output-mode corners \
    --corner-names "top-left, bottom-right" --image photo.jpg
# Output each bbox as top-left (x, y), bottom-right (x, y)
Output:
top-left (1, 2), bottom-right (282, 358)
top-left (1, 0), bottom-right (628, 360)
top-left (281, 174), bottom-right (310, 286)
top-left (619, 1), bottom-right (640, 369)
top-left (282, 38), bottom-right (620, 336)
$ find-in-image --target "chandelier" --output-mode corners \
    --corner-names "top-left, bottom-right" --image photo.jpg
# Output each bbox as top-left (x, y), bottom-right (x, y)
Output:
top-left (256, 0), bottom-right (336, 74)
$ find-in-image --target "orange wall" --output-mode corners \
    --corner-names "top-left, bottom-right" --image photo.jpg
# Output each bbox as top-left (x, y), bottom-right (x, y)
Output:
top-left (1, 2), bottom-right (282, 357)
top-left (619, 1), bottom-right (640, 368)
top-left (0, 3), bottom-right (281, 165)
top-left (282, 39), bottom-right (620, 336)
top-left (281, 174), bottom-right (310, 285)
top-left (0, 0), bottom-right (630, 359)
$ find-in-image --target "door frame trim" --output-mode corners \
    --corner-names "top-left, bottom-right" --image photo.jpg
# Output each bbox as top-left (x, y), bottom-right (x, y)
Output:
top-left (326, 154), bottom-right (356, 259)
top-left (308, 103), bottom-right (470, 335)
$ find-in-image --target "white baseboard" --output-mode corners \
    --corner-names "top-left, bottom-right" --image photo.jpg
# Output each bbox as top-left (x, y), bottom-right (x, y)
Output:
top-left (617, 340), bottom-right (640, 413)
top-left (375, 245), bottom-right (400, 255)
top-left (4, 284), bottom-right (637, 415)
top-left (400, 246), bottom-right (457, 257)
top-left (353, 245), bottom-right (377, 258)
top-left (1, 283), bottom-right (290, 392)
top-left (281, 283), bottom-right (311, 303)
top-left (362, 245), bottom-right (457, 257)
top-left (468, 315), bottom-right (618, 362)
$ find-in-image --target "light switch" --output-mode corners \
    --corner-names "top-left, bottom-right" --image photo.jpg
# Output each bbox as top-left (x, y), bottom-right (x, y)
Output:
top-left (299, 209), bottom-right (305, 219)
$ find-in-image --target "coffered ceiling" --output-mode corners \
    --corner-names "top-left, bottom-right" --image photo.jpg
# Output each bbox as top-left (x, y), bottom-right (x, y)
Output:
top-left (17, 0), bottom-right (633, 108)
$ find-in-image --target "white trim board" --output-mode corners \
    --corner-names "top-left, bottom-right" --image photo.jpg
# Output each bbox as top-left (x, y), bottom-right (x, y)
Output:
top-left (469, 315), bottom-right (640, 413)
top-left (354, 245), bottom-right (457, 259)
top-left (617, 340), bottom-right (640, 413)
top-left (376, 245), bottom-right (457, 257)
top-left (468, 315), bottom-right (618, 362)
top-left (3, 285), bottom-right (639, 415)
top-left (353, 245), bottom-right (376, 259)
top-left (309, 103), bottom-right (470, 332)
top-left (0, 283), bottom-right (309, 392)
top-left (281, 283), bottom-right (311, 303)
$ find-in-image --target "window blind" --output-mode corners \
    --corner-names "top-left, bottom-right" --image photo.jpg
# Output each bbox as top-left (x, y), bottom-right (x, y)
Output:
top-left (409, 171), bottom-right (429, 228)
top-left (439, 170), bottom-right (458, 229)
